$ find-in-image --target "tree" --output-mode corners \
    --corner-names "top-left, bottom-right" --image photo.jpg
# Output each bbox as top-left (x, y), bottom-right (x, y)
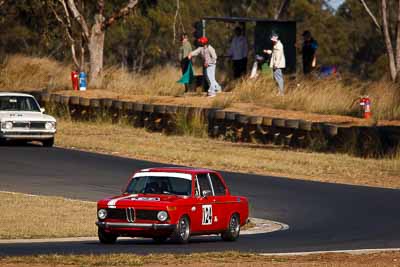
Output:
top-left (360, 0), bottom-right (400, 81)
top-left (49, 0), bottom-right (139, 86)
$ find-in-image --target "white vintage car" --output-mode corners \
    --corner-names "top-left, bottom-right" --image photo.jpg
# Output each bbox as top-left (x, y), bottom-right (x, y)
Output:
top-left (0, 92), bottom-right (56, 147)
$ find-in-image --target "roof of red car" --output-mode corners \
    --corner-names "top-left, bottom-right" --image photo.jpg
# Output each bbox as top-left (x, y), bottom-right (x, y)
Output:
top-left (137, 167), bottom-right (215, 175)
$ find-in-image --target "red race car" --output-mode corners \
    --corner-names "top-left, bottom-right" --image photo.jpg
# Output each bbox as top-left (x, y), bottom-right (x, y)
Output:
top-left (96, 167), bottom-right (249, 244)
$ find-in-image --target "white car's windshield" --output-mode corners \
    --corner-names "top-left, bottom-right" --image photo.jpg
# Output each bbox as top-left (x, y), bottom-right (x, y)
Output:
top-left (0, 96), bottom-right (40, 112)
top-left (126, 176), bottom-right (192, 196)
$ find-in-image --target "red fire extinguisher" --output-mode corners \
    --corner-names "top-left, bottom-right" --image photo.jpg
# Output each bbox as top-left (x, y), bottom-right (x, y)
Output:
top-left (359, 96), bottom-right (372, 119)
top-left (71, 71), bottom-right (79, 91)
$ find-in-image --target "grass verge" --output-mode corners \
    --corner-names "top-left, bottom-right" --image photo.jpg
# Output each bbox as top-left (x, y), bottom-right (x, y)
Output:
top-left (0, 191), bottom-right (96, 239)
top-left (2, 251), bottom-right (400, 266)
top-left (56, 120), bottom-right (400, 189)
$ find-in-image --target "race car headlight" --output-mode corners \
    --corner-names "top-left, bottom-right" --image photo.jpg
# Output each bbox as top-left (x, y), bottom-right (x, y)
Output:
top-left (45, 122), bottom-right (56, 130)
top-left (97, 209), bottom-right (107, 220)
top-left (157, 211), bottom-right (168, 222)
top-left (1, 121), bottom-right (13, 130)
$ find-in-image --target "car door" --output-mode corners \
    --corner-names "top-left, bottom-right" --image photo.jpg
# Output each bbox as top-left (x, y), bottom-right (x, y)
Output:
top-left (191, 173), bottom-right (220, 232)
top-left (208, 172), bottom-right (229, 230)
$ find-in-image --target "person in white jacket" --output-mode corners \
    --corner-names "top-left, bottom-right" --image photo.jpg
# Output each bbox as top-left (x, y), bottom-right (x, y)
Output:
top-left (264, 33), bottom-right (286, 95)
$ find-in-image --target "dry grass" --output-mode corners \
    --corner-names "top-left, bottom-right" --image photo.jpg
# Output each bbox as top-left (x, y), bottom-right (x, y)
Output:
top-left (56, 120), bottom-right (400, 189)
top-left (232, 76), bottom-right (400, 120)
top-left (2, 251), bottom-right (400, 266)
top-left (175, 109), bottom-right (208, 138)
top-left (0, 191), bottom-right (96, 239)
top-left (102, 65), bottom-right (184, 96)
top-left (0, 54), bottom-right (71, 91)
top-left (1, 54), bottom-right (399, 121)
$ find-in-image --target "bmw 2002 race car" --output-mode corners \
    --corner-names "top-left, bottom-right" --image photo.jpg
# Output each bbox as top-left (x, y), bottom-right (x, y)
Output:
top-left (0, 92), bottom-right (56, 146)
top-left (96, 167), bottom-right (249, 244)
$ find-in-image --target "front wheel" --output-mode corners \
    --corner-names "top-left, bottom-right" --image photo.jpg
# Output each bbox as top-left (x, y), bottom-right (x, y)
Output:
top-left (171, 215), bottom-right (190, 244)
top-left (221, 213), bottom-right (240, 241)
top-left (42, 137), bottom-right (54, 147)
top-left (98, 228), bottom-right (117, 244)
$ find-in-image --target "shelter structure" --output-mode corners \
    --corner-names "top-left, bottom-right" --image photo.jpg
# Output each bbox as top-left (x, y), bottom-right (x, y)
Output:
top-left (201, 17), bottom-right (297, 73)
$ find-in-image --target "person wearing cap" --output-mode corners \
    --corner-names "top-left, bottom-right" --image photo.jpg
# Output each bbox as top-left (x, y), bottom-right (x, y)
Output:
top-left (264, 33), bottom-right (286, 96)
top-left (188, 37), bottom-right (221, 97)
top-left (302, 30), bottom-right (318, 75)
top-left (178, 33), bottom-right (193, 92)
top-left (227, 26), bottom-right (248, 79)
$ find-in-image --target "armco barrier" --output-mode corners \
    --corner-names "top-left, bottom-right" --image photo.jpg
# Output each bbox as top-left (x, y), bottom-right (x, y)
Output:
top-left (36, 91), bottom-right (400, 157)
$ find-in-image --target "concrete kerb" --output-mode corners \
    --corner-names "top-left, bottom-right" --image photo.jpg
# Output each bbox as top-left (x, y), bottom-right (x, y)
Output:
top-left (0, 217), bottom-right (289, 244)
top-left (241, 217), bottom-right (289, 235)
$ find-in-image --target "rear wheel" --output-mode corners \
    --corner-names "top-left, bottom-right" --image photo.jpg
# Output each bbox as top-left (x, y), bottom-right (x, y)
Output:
top-left (221, 213), bottom-right (240, 241)
top-left (171, 215), bottom-right (190, 244)
top-left (98, 228), bottom-right (117, 244)
top-left (42, 137), bottom-right (54, 147)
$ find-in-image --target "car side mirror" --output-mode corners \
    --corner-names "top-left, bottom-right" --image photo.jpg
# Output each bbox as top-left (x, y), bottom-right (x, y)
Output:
top-left (40, 108), bottom-right (45, 113)
top-left (202, 190), bottom-right (212, 198)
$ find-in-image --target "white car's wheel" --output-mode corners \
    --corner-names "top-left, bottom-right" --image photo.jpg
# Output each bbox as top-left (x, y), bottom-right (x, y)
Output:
top-left (42, 138), bottom-right (54, 147)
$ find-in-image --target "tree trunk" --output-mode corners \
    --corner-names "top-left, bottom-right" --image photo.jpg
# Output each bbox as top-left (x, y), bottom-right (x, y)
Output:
top-left (382, 0), bottom-right (397, 81)
top-left (88, 14), bottom-right (105, 87)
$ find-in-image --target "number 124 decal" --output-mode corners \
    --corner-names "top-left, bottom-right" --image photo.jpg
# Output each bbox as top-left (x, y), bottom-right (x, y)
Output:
top-left (202, 204), bottom-right (212, 225)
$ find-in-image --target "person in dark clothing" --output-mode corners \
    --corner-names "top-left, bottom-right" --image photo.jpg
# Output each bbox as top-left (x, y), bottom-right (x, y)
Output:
top-left (178, 33), bottom-right (193, 91)
top-left (302, 30), bottom-right (318, 75)
top-left (227, 27), bottom-right (248, 79)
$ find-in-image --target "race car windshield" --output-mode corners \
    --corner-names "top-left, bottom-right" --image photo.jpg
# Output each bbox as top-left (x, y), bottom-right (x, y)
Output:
top-left (126, 176), bottom-right (192, 196)
top-left (0, 96), bottom-right (40, 112)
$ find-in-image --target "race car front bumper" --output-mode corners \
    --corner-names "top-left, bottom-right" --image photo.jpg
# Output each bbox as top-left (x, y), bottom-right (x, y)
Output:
top-left (96, 221), bottom-right (176, 230)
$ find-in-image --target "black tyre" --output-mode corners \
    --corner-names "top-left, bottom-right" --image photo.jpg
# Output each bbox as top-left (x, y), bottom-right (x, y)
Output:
top-left (171, 216), bottom-right (190, 244)
top-left (42, 138), bottom-right (54, 147)
top-left (221, 213), bottom-right (240, 242)
top-left (152, 236), bottom-right (168, 243)
top-left (98, 228), bottom-right (117, 244)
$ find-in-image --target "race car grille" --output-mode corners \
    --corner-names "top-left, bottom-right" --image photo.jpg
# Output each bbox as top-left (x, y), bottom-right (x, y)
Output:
top-left (106, 208), bottom-right (126, 220)
top-left (136, 210), bottom-right (159, 220)
top-left (11, 122), bottom-right (46, 129)
top-left (106, 208), bottom-right (159, 221)
top-left (30, 122), bottom-right (46, 129)
top-left (126, 207), bottom-right (135, 223)
top-left (13, 122), bottom-right (30, 128)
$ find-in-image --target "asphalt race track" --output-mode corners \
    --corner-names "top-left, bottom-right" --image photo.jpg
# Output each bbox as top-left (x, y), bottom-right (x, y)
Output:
top-left (1, 145), bottom-right (400, 256)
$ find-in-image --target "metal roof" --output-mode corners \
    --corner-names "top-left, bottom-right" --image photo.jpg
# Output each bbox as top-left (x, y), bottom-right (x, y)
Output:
top-left (202, 16), bottom-right (296, 23)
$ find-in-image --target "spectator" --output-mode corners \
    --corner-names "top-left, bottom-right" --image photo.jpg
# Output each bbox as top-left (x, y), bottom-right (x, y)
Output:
top-left (264, 33), bottom-right (286, 96)
top-left (189, 37), bottom-right (221, 97)
top-left (227, 26), bottom-right (248, 79)
top-left (178, 33), bottom-right (193, 92)
top-left (302, 30), bottom-right (318, 75)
